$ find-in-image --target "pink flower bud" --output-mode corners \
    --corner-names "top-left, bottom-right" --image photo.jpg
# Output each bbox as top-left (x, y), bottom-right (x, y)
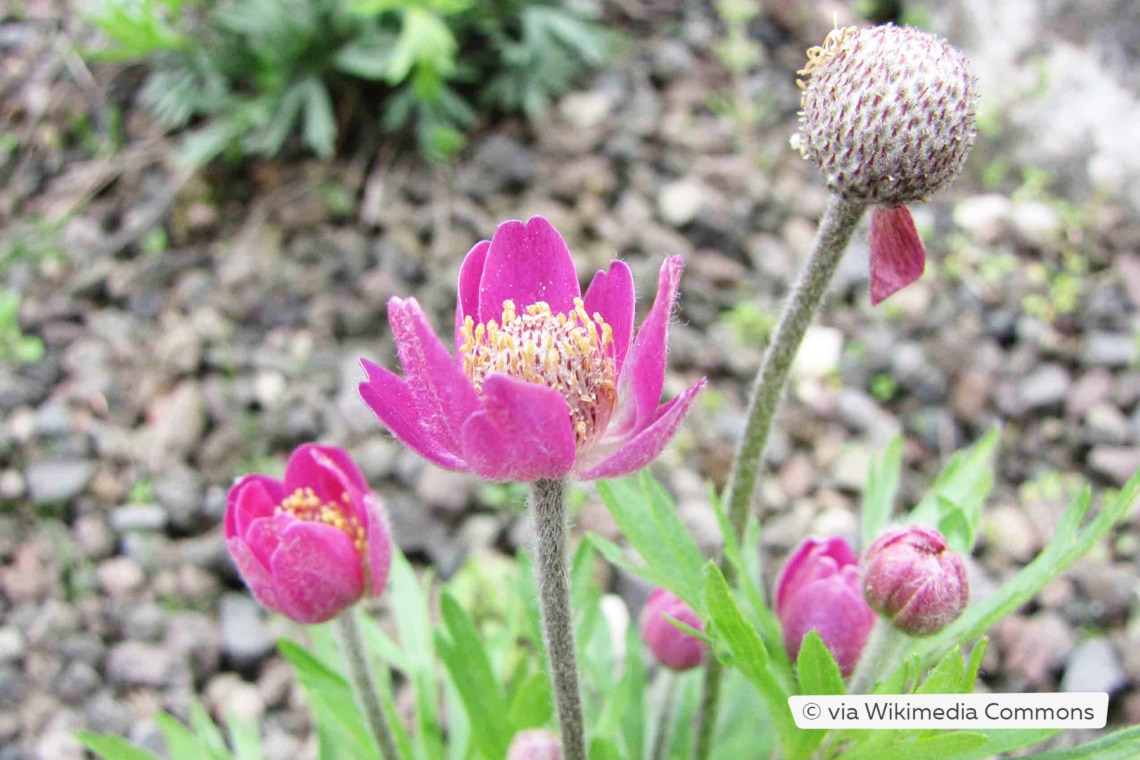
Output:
top-left (639, 588), bottom-right (707, 671)
top-left (775, 537), bottom-right (876, 676)
top-left (861, 526), bottom-right (969, 636)
top-left (507, 729), bottom-right (562, 760)
top-left (225, 444), bottom-right (393, 624)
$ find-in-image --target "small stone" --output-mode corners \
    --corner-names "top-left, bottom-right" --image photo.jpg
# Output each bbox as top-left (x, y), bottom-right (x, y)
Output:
top-left (73, 514), bottom-right (116, 559)
top-left (220, 594), bottom-right (274, 672)
top-left (105, 642), bottom-right (176, 688)
top-left (1067, 369), bottom-right (1114, 417)
top-left (834, 389), bottom-right (901, 446)
top-left (832, 444), bottom-right (872, 492)
top-left (656, 179), bottom-right (707, 227)
top-left (1011, 200), bottom-right (1060, 247)
top-left (953, 194), bottom-right (1012, 243)
top-left (97, 556), bottom-right (146, 596)
top-left (1081, 332), bottom-right (1137, 368)
top-left (24, 460), bottom-right (94, 505)
top-left (1088, 446), bottom-right (1140, 486)
top-left (204, 673), bottom-right (265, 724)
top-left (1084, 402), bottom-right (1130, 445)
top-left (950, 367), bottom-right (994, 421)
top-left (110, 504), bottom-right (169, 533)
top-left (778, 454), bottom-right (815, 501)
top-left (996, 612), bottom-right (1076, 686)
top-left (0, 469), bottom-right (23, 501)
top-left (166, 611), bottom-right (221, 682)
top-left (154, 465), bottom-right (206, 532)
top-left (1017, 364), bottom-right (1070, 411)
top-left (145, 380), bottom-right (206, 467)
top-left (54, 661), bottom-right (101, 704)
top-left (792, 327), bottom-right (844, 379)
top-left (981, 505), bottom-right (1039, 563)
top-left (559, 90), bottom-right (613, 130)
top-left (0, 628), bottom-right (25, 664)
top-left (1061, 638), bottom-right (1126, 694)
top-left (415, 467), bottom-right (476, 516)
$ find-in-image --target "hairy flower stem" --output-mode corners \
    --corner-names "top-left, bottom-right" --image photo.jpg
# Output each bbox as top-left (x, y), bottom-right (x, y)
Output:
top-left (530, 478), bottom-right (586, 760)
top-left (692, 193), bottom-right (867, 760)
top-left (334, 608), bottom-right (403, 760)
top-left (849, 621), bottom-right (909, 695)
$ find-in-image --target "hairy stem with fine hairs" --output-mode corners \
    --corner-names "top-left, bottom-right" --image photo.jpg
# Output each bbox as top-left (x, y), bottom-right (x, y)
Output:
top-left (692, 193), bottom-right (867, 760)
top-left (529, 478), bottom-right (586, 760)
top-left (334, 607), bottom-right (403, 760)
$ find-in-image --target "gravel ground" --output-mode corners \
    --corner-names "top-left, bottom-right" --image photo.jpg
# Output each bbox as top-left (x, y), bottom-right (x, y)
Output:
top-left (2, 0), bottom-right (1140, 757)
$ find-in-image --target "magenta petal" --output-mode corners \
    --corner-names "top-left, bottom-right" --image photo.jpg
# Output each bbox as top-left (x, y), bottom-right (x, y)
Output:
top-left (227, 537), bottom-right (284, 616)
top-left (244, 512), bottom-right (292, 569)
top-left (227, 476), bottom-right (284, 540)
top-left (477, 217), bottom-right (581, 319)
top-left (869, 205), bottom-right (926, 306)
top-left (583, 260), bottom-right (635, 376)
top-left (459, 373), bottom-right (576, 482)
top-left (455, 239), bottom-right (491, 351)
top-left (389, 297), bottom-right (481, 458)
top-left (781, 570), bottom-right (875, 676)
top-left (271, 521), bottom-right (365, 624)
top-left (577, 378), bottom-right (705, 480)
top-left (358, 359), bottom-right (469, 471)
top-left (775, 537), bottom-right (858, 616)
top-left (283, 443), bottom-right (366, 505)
top-left (611, 256), bottom-right (684, 435)
top-left (362, 492), bottom-right (393, 597)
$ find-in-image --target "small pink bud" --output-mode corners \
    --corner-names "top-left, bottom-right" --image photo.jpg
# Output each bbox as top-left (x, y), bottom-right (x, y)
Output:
top-left (639, 588), bottom-right (707, 671)
top-left (861, 526), bottom-right (969, 637)
top-left (775, 537), bottom-right (876, 676)
top-left (224, 444), bottom-right (393, 624)
top-left (507, 729), bottom-right (562, 760)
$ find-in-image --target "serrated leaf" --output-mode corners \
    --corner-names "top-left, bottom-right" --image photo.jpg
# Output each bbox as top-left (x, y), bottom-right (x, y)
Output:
top-left (939, 729), bottom-right (1057, 759)
top-left (596, 474), bottom-right (704, 613)
top-left (702, 562), bottom-right (806, 759)
top-left (75, 732), bottom-right (164, 760)
top-left (1024, 725), bottom-right (1140, 759)
top-left (844, 731), bottom-right (989, 760)
top-left (863, 435), bottom-right (903, 548)
top-left (909, 428), bottom-right (999, 553)
top-left (916, 646), bottom-right (968, 695)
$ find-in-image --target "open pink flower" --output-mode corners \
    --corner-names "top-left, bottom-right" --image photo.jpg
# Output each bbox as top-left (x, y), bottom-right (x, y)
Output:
top-left (775, 536), bottom-right (875, 676)
top-left (359, 216), bottom-right (705, 482)
top-left (225, 444), bottom-right (392, 624)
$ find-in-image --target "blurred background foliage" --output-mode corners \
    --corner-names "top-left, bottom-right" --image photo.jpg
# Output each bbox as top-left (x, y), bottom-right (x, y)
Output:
top-left (85, 0), bottom-right (614, 164)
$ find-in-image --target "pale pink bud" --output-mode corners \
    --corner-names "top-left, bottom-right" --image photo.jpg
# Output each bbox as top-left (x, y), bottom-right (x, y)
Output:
top-left (639, 588), bottom-right (707, 671)
top-left (507, 729), bottom-right (562, 760)
top-left (861, 526), bottom-right (969, 636)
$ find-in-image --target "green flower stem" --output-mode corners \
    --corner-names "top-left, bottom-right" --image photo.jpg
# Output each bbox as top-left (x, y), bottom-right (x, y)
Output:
top-left (693, 193), bottom-right (867, 760)
top-left (529, 478), bottom-right (586, 760)
top-left (334, 607), bottom-right (403, 760)
top-left (849, 621), bottom-right (909, 696)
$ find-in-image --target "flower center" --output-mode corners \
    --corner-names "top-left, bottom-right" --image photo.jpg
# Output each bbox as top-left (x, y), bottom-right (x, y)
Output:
top-left (276, 487), bottom-right (367, 555)
top-left (459, 298), bottom-right (618, 446)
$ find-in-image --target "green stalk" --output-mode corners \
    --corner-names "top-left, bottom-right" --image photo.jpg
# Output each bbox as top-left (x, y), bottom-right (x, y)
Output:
top-left (692, 193), bottom-right (867, 760)
top-left (334, 607), bottom-right (403, 760)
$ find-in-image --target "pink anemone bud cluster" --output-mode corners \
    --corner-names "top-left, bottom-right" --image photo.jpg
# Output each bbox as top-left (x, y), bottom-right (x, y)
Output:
top-left (793, 24), bottom-right (978, 305)
top-left (775, 537), bottom-right (876, 677)
top-left (507, 729), bottom-right (563, 760)
top-left (639, 588), bottom-right (707, 671)
top-left (358, 215), bottom-right (705, 482)
top-left (861, 525), bottom-right (969, 637)
top-left (225, 444), bottom-right (392, 624)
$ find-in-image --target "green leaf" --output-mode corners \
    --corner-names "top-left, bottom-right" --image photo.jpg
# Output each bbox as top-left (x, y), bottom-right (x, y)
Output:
top-left (227, 712), bottom-right (263, 760)
top-left (702, 562), bottom-right (804, 759)
top-left (797, 631), bottom-right (845, 696)
top-left (862, 435), bottom-right (903, 548)
top-left (844, 732), bottom-right (989, 760)
top-left (301, 78), bottom-right (337, 158)
top-left (909, 428), bottom-right (999, 553)
top-left (964, 639), bottom-right (987, 690)
top-left (189, 700), bottom-right (229, 757)
top-left (506, 670), bottom-right (553, 731)
top-left (940, 729), bottom-right (1057, 759)
top-left (278, 639), bottom-right (379, 760)
top-left (596, 473), bottom-right (705, 613)
top-left (155, 712), bottom-right (209, 760)
top-left (916, 646), bottom-right (969, 695)
top-left (75, 732), bottom-right (164, 760)
top-left (435, 593), bottom-right (512, 760)
top-left (385, 7), bottom-right (457, 86)
top-left (1025, 726), bottom-right (1140, 759)
top-left (588, 737), bottom-right (622, 760)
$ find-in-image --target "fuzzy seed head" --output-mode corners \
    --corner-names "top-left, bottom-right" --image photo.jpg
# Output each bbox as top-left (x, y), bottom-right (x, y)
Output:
top-left (794, 24), bottom-right (977, 206)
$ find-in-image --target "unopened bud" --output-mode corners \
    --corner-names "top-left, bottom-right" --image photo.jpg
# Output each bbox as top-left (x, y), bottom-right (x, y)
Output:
top-left (639, 588), bottom-right (707, 671)
top-left (795, 23), bottom-right (977, 207)
top-left (862, 526), bottom-right (969, 636)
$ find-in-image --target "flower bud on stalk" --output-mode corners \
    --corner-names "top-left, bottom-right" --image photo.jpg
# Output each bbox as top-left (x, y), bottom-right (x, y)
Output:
top-left (508, 729), bottom-right (563, 760)
top-left (793, 24), bottom-right (978, 304)
top-left (639, 588), bottom-right (707, 672)
top-left (861, 526), bottom-right (969, 636)
top-left (775, 537), bottom-right (876, 676)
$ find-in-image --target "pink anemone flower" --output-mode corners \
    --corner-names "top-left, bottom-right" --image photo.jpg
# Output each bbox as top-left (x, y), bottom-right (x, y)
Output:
top-left (359, 215), bottom-right (705, 482)
top-left (225, 444), bottom-right (392, 624)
